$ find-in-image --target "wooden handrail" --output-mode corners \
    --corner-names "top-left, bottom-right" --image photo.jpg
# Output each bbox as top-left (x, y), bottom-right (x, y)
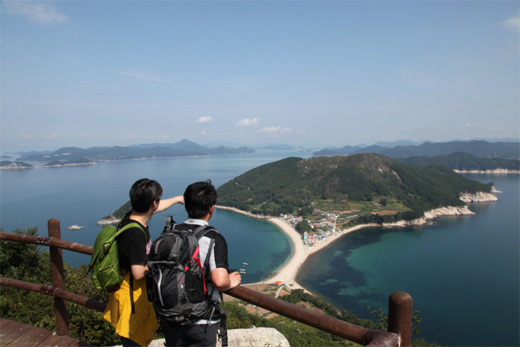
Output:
top-left (0, 229), bottom-right (93, 254)
top-left (0, 220), bottom-right (413, 346)
top-left (227, 285), bottom-right (401, 347)
top-left (0, 277), bottom-right (106, 313)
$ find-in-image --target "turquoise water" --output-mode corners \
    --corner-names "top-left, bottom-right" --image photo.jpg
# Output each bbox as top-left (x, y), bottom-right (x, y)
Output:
top-left (297, 174), bottom-right (519, 346)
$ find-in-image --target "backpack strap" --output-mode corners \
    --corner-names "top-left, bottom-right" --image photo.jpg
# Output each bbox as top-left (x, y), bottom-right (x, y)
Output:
top-left (84, 221), bottom-right (145, 278)
top-left (192, 224), bottom-right (215, 240)
top-left (218, 291), bottom-right (228, 347)
top-left (115, 220), bottom-right (146, 315)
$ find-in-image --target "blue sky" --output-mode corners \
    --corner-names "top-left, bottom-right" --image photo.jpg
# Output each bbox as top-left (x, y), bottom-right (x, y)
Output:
top-left (1, 1), bottom-right (519, 153)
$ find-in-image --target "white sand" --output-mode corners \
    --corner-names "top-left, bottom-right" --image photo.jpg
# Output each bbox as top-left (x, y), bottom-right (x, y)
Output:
top-left (263, 218), bottom-right (377, 290)
top-left (215, 205), bottom-right (375, 291)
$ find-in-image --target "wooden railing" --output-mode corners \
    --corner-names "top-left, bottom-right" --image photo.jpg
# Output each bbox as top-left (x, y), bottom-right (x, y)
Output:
top-left (0, 219), bottom-right (413, 347)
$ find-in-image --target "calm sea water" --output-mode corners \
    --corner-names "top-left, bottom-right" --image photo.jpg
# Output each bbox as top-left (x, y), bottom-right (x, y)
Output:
top-left (0, 151), bottom-right (310, 281)
top-left (1, 153), bottom-right (518, 346)
top-left (297, 174), bottom-right (519, 346)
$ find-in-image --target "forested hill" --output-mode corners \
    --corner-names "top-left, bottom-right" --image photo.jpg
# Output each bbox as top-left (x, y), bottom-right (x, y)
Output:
top-left (395, 152), bottom-right (520, 170)
top-left (216, 154), bottom-right (492, 219)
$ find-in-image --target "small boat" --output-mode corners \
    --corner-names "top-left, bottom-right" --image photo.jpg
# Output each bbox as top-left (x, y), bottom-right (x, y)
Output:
top-left (68, 225), bottom-right (85, 230)
top-left (243, 262), bottom-right (249, 265)
top-left (240, 269), bottom-right (246, 272)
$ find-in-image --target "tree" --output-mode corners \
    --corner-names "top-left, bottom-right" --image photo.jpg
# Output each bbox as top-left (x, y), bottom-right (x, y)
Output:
top-left (0, 228), bottom-right (119, 346)
top-left (295, 220), bottom-right (312, 234)
top-left (366, 306), bottom-right (422, 338)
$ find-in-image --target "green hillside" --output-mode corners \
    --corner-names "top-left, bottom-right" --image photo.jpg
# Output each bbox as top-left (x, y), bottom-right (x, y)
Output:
top-left (217, 154), bottom-right (492, 223)
top-left (395, 152), bottom-right (520, 170)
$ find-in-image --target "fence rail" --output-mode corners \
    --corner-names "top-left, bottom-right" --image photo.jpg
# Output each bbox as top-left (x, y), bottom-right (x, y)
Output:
top-left (0, 219), bottom-right (413, 347)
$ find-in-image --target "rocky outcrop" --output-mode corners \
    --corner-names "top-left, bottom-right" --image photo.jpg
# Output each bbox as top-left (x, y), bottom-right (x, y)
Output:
top-left (423, 206), bottom-right (475, 218)
top-left (134, 328), bottom-right (290, 347)
top-left (384, 206), bottom-right (476, 228)
top-left (459, 192), bottom-right (498, 202)
top-left (491, 186), bottom-right (503, 194)
top-left (454, 169), bottom-right (520, 174)
top-left (217, 327), bottom-right (290, 347)
top-left (96, 216), bottom-right (120, 225)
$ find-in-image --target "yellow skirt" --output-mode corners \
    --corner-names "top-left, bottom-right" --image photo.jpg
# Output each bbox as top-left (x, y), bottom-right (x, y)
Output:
top-left (104, 273), bottom-right (159, 347)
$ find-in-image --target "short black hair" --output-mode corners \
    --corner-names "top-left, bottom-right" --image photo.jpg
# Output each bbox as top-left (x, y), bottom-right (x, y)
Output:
top-left (129, 178), bottom-right (163, 213)
top-left (184, 180), bottom-right (217, 219)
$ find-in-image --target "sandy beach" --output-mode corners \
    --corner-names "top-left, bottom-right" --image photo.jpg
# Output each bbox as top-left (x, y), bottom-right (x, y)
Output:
top-left (262, 218), bottom-right (377, 290)
top-left (216, 205), bottom-right (376, 291)
top-left (217, 202), bottom-right (486, 291)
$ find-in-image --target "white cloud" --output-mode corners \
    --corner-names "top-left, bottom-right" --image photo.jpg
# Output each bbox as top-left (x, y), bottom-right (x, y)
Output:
top-left (235, 118), bottom-right (259, 127)
top-left (118, 71), bottom-right (166, 83)
top-left (200, 131), bottom-right (208, 135)
top-left (196, 116), bottom-right (213, 123)
top-left (501, 14), bottom-right (520, 34)
top-left (3, 1), bottom-right (69, 25)
top-left (258, 126), bottom-right (293, 134)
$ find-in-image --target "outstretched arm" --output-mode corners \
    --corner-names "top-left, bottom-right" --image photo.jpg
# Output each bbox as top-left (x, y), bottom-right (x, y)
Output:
top-left (211, 268), bottom-right (241, 292)
top-left (155, 196), bottom-right (184, 214)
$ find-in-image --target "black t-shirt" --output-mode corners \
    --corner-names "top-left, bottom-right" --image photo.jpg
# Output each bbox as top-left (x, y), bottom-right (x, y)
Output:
top-left (117, 212), bottom-right (151, 272)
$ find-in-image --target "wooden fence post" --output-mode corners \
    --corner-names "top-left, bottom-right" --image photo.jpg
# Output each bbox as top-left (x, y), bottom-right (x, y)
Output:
top-left (387, 291), bottom-right (413, 347)
top-left (48, 218), bottom-right (69, 336)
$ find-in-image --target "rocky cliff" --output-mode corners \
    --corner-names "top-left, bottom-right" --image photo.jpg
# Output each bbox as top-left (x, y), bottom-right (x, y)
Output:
top-left (459, 191), bottom-right (499, 202)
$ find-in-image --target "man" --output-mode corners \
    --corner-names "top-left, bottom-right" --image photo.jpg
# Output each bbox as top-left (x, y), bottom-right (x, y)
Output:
top-left (161, 180), bottom-right (241, 347)
top-left (104, 178), bottom-right (184, 347)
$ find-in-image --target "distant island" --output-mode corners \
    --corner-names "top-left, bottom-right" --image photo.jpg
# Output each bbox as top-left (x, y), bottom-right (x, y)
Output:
top-left (5, 139), bottom-right (519, 172)
top-left (0, 158), bottom-right (96, 170)
top-left (216, 153), bottom-right (498, 229)
top-left (15, 139), bottom-right (256, 163)
top-left (314, 140), bottom-right (519, 159)
top-left (395, 152), bottom-right (520, 173)
top-left (0, 161), bottom-right (34, 170)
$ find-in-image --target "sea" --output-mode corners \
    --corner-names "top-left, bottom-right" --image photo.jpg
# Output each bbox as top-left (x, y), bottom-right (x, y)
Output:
top-left (1, 151), bottom-right (518, 347)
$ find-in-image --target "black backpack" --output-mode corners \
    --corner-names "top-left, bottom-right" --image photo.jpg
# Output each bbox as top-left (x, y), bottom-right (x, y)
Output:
top-left (147, 217), bottom-right (227, 332)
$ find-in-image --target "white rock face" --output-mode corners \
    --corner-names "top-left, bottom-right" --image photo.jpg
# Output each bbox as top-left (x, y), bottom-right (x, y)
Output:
top-left (459, 192), bottom-right (498, 202)
top-left (454, 169), bottom-right (520, 174)
top-left (218, 327), bottom-right (291, 347)
top-left (384, 205), bottom-right (476, 228)
top-left (423, 206), bottom-right (475, 219)
top-left (491, 186), bottom-right (503, 194)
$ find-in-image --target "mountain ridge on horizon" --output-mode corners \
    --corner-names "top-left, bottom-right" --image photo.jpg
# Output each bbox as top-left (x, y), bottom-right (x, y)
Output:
top-left (8, 137), bottom-right (520, 160)
top-left (314, 140), bottom-right (519, 159)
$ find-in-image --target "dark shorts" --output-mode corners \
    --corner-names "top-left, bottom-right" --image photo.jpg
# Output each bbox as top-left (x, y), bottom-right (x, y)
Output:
top-left (161, 322), bottom-right (218, 347)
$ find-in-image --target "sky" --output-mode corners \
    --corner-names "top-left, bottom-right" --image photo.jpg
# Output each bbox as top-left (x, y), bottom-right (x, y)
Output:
top-left (1, 0), bottom-right (519, 153)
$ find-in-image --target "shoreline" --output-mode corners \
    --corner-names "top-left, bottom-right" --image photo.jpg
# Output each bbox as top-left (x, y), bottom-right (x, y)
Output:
top-left (264, 218), bottom-right (379, 292)
top-left (216, 205), bottom-right (379, 291)
top-left (216, 201), bottom-right (496, 294)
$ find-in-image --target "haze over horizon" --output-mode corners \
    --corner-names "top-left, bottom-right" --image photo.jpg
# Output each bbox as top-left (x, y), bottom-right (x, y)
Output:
top-left (1, 1), bottom-right (519, 153)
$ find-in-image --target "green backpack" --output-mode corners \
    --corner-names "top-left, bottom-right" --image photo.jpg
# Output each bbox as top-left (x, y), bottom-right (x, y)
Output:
top-left (89, 222), bottom-right (145, 292)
